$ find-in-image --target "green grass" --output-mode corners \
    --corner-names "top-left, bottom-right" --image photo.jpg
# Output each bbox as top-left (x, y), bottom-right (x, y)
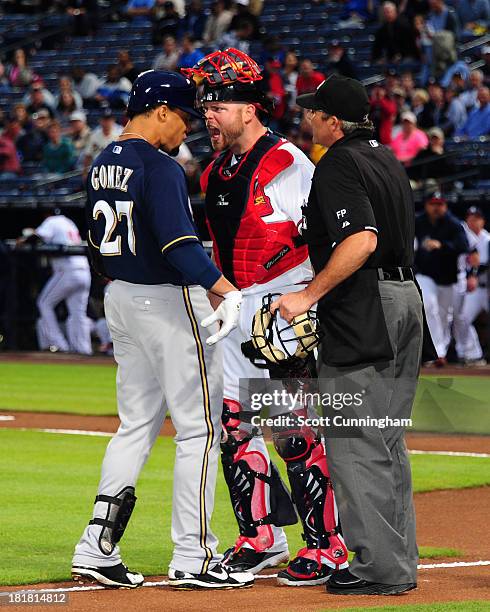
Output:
top-left (412, 376), bottom-right (490, 434)
top-left (320, 603), bottom-right (490, 612)
top-left (1, 363), bottom-right (490, 434)
top-left (1, 430), bottom-right (489, 586)
top-left (0, 363), bottom-right (116, 415)
top-left (417, 547), bottom-right (461, 559)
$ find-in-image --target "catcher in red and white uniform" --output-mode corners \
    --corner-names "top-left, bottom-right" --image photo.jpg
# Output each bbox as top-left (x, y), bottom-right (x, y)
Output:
top-left (184, 49), bottom-right (348, 586)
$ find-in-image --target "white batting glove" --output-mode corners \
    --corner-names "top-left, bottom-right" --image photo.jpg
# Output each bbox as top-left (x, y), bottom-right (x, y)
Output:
top-left (201, 290), bottom-right (242, 345)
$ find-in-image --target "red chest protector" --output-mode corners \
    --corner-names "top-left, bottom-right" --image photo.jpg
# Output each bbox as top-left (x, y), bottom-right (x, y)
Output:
top-left (201, 133), bottom-right (308, 289)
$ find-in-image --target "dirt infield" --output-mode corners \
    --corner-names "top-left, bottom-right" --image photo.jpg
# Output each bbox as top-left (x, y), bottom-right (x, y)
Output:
top-left (2, 409), bottom-right (490, 610)
top-left (2, 565), bottom-right (490, 612)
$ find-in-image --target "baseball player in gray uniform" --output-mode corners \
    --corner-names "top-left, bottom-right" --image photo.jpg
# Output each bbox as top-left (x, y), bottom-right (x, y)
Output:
top-left (71, 70), bottom-right (253, 590)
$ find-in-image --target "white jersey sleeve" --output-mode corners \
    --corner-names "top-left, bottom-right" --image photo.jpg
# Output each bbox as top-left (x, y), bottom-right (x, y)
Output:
top-left (263, 142), bottom-right (314, 228)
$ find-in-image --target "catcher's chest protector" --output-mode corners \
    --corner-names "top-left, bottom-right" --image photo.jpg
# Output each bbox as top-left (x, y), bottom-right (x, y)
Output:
top-left (203, 133), bottom-right (308, 289)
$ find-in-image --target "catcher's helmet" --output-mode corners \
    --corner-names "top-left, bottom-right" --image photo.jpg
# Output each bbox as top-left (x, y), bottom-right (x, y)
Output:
top-left (241, 293), bottom-right (323, 374)
top-left (181, 48), bottom-right (273, 114)
top-left (127, 70), bottom-right (202, 118)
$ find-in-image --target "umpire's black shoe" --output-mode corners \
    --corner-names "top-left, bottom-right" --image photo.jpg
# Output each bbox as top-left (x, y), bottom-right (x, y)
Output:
top-left (222, 546), bottom-right (289, 574)
top-left (72, 563), bottom-right (144, 589)
top-left (326, 568), bottom-right (417, 596)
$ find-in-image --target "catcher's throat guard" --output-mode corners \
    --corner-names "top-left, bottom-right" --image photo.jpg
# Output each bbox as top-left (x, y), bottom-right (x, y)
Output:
top-left (241, 293), bottom-right (324, 375)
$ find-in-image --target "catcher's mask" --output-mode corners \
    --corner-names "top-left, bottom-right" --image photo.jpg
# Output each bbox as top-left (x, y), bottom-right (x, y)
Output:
top-left (241, 293), bottom-right (324, 373)
top-left (181, 47), bottom-right (273, 115)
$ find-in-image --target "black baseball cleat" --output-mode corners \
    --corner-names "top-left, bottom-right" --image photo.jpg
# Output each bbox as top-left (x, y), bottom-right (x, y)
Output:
top-left (326, 568), bottom-right (417, 595)
top-left (71, 563), bottom-right (144, 589)
top-left (222, 545), bottom-right (289, 574)
top-left (168, 563), bottom-right (254, 590)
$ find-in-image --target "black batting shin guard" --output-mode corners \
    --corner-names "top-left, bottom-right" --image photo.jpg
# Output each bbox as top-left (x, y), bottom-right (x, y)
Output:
top-left (89, 486), bottom-right (136, 555)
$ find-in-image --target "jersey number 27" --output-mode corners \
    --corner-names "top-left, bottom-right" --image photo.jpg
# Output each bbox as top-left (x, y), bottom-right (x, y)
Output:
top-left (93, 199), bottom-right (136, 256)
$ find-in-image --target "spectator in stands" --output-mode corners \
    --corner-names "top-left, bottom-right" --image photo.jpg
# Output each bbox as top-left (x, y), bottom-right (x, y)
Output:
top-left (325, 41), bottom-right (358, 79)
top-left (7, 48), bottom-right (37, 88)
top-left (482, 46), bottom-right (490, 85)
top-left (25, 82), bottom-right (55, 117)
top-left (116, 50), bottom-right (141, 84)
top-left (228, 0), bottom-right (261, 39)
top-left (219, 19), bottom-right (254, 53)
top-left (178, 0), bottom-right (207, 40)
top-left (126, 0), bottom-right (155, 24)
top-left (390, 110), bottom-right (429, 163)
top-left (262, 58), bottom-right (287, 129)
top-left (282, 50), bottom-right (299, 110)
top-left (401, 70), bottom-right (416, 97)
top-left (413, 14), bottom-right (433, 83)
top-left (454, 0), bottom-right (489, 33)
top-left (57, 91), bottom-right (80, 124)
top-left (0, 125), bottom-right (21, 178)
top-left (152, 35), bottom-right (180, 71)
top-left (42, 120), bottom-right (76, 174)
top-left (68, 111), bottom-right (92, 160)
top-left (152, 0), bottom-right (181, 44)
top-left (16, 110), bottom-right (50, 163)
top-left (177, 34), bottom-right (204, 69)
top-left (0, 62), bottom-right (12, 93)
top-left (455, 86), bottom-right (490, 139)
top-left (418, 82), bottom-right (450, 130)
top-left (95, 65), bottom-right (132, 109)
top-left (3, 114), bottom-right (24, 144)
top-left (410, 87), bottom-right (430, 119)
top-left (444, 86), bottom-right (467, 133)
top-left (71, 66), bottom-right (102, 106)
top-left (407, 126), bottom-right (455, 180)
top-left (372, 2), bottom-right (420, 63)
top-left (296, 58), bottom-right (325, 97)
top-left (82, 107), bottom-right (123, 177)
top-left (54, 76), bottom-right (83, 110)
top-left (11, 103), bottom-right (32, 131)
top-left (338, 0), bottom-right (374, 27)
top-left (459, 69), bottom-right (484, 112)
top-left (203, 0), bottom-right (234, 44)
top-left (66, 0), bottom-right (99, 36)
top-left (370, 83), bottom-right (398, 144)
top-left (426, 0), bottom-right (459, 33)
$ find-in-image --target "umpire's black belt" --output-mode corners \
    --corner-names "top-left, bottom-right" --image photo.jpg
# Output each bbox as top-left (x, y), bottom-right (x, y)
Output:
top-left (376, 267), bottom-right (415, 282)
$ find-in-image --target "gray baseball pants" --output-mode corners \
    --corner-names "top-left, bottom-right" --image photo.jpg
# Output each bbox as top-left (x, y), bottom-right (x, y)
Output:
top-left (319, 279), bottom-right (423, 585)
top-left (73, 280), bottom-right (223, 574)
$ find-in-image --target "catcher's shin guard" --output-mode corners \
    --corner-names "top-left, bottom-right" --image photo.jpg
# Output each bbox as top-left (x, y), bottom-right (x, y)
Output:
top-left (89, 486), bottom-right (136, 555)
top-left (274, 430), bottom-right (348, 565)
top-left (221, 399), bottom-right (297, 551)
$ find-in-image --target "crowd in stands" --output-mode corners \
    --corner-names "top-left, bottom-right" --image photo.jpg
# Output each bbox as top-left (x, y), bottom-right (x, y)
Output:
top-left (0, 0), bottom-right (488, 356)
top-left (0, 0), bottom-right (488, 186)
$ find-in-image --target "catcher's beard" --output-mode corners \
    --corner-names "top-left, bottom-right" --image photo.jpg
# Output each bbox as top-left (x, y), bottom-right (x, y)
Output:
top-left (209, 117), bottom-right (245, 152)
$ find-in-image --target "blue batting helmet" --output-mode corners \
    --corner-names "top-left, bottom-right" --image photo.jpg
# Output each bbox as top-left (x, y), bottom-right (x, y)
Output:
top-left (127, 70), bottom-right (202, 118)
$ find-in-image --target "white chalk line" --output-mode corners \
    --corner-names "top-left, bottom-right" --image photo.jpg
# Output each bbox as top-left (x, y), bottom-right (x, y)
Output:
top-left (1, 561), bottom-right (489, 595)
top-left (409, 449), bottom-right (490, 458)
top-left (7, 427), bottom-right (490, 458)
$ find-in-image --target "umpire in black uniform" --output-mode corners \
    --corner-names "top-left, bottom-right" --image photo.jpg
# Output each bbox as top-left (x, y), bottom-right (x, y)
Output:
top-left (272, 75), bottom-right (424, 595)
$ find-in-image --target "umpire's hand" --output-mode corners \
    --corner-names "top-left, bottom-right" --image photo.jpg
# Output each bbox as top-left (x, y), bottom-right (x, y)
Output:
top-left (271, 290), bottom-right (314, 323)
top-left (201, 290), bottom-right (243, 345)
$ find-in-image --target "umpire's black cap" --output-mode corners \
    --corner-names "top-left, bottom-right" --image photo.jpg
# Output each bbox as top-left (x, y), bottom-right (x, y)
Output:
top-left (127, 70), bottom-right (202, 118)
top-left (297, 74), bottom-right (370, 122)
